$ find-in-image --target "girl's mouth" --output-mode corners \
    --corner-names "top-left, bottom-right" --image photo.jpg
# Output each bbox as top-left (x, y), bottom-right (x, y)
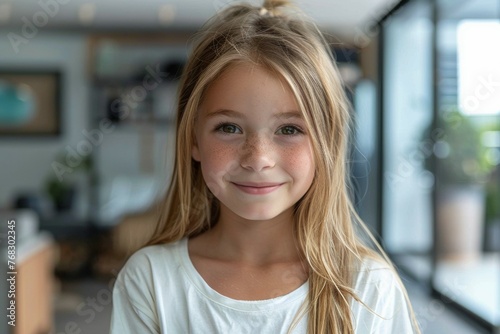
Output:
top-left (231, 182), bottom-right (283, 195)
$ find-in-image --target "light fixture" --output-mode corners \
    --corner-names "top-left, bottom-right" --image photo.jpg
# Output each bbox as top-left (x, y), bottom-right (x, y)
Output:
top-left (78, 3), bottom-right (96, 25)
top-left (158, 4), bottom-right (176, 25)
top-left (0, 3), bottom-right (12, 24)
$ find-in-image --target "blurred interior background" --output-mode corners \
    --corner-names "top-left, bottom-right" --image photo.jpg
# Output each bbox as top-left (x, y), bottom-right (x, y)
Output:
top-left (0, 0), bottom-right (499, 333)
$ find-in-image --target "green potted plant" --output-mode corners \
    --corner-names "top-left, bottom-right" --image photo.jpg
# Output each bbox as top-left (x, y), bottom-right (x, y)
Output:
top-left (45, 152), bottom-right (93, 213)
top-left (422, 110), bottom-right (491, 184)
top-left (421, 110), bottom-right (495, 261)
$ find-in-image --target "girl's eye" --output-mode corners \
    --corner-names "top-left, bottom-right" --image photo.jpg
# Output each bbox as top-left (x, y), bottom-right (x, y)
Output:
top-left (215, 123), bottom-right (241, 134)
top-left (277, 125), bottom-right (303, 135)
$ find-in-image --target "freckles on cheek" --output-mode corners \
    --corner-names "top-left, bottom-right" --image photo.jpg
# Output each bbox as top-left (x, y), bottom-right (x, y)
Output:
top-left (199, 141), bottom-right (238, 178)
top-left (199, 142), bottom-right (239, 199)
top-left (203, 142), bottom-right (234, 164)
top-left (283, 145), bottom-right (315, 171)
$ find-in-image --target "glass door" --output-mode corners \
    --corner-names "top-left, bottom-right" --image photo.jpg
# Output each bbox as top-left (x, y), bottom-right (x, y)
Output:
top-left (381, 0), bottom-right (434, 283)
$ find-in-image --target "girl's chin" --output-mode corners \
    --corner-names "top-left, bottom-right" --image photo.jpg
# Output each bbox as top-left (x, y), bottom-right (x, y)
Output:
top-left (222, 204), bottom-right (293, 222)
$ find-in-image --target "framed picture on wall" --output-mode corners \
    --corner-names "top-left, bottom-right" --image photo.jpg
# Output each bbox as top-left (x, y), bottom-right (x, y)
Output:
top-left (0, 70), bottom-right (62, 136)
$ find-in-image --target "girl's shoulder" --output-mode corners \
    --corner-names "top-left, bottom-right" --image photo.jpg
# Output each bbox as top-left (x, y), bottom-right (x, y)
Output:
top-left (350, 257), bottom-right (416, 332)
top-left (354, 257), bottom-right (396, 285)
top-left (111, 239), bottom-right (189, 333)
top-left (116, 238), bottom-right (187, 283)
top-left (352, 256), bottom-right (408, 300)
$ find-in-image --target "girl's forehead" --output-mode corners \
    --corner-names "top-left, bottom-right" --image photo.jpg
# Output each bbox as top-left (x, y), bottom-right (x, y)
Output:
top-left (200, 63), bottom-right (302, 115)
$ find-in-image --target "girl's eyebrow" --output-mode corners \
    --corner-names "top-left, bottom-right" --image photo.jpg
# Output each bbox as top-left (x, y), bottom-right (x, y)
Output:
top-left (205, 109), bottom-right (244, 119)
top-left (205, 109), bottom-right (304, 120)
top-left (275, 111), bottom-right (304, 120)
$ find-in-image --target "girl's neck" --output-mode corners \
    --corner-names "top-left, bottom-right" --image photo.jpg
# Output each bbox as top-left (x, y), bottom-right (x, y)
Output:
top-left (197, 206), bottom-right (303, 267)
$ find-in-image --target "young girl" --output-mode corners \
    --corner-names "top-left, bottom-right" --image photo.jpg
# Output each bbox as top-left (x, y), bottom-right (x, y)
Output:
top-left (111, 1), bottom-right (421, 333)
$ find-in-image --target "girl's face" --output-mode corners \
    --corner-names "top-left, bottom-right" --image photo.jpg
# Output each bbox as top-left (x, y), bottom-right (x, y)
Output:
top-left (192, 62), bottom-right (315, 222)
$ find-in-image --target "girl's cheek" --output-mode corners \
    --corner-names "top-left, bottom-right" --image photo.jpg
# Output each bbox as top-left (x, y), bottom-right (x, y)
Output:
top-left (284, 143), bottom-right (314, 167)
top-left (199, 140), bottom-right (239, 183)
top-left (205, 140), bottom-right (238, 165)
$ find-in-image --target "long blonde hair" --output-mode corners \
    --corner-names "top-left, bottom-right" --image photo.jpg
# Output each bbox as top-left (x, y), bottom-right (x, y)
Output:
top-left (147, 1), bottom-right (420, 333)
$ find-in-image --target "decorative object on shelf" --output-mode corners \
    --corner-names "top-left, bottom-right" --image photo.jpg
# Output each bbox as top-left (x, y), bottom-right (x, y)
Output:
top-left (101, 60), bottom-right (185, 125)
top-left (86, 33), bottom-right (189, 81)
top-left (0, 69), bottom-right (61, 136)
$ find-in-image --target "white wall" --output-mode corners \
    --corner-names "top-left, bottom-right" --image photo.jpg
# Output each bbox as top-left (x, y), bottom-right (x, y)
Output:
top-left (0, 31), bottom-right (89, 207)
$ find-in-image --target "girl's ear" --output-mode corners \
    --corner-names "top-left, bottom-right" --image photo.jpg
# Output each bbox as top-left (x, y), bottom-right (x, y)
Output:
top-left (192, 141), bottom-right (201, 162)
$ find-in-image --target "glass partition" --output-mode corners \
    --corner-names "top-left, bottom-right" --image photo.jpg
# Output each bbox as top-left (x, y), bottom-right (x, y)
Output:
top-left (381, 0), bottom-right (500, 331)
top-left (382, 0), bottom-right (434, 282)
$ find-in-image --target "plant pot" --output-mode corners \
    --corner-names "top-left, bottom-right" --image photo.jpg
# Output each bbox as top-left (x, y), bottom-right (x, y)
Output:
top-left (437, 185), bottom-right (485, 262)
top-left (484, 219), bottom-right (500, 252)
top-left (55, 187), bottom-right (76, 212)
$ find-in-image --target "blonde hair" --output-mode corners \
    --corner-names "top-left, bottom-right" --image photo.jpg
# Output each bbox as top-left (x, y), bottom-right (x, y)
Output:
top-left (147, 1), bottom-right (421, 333)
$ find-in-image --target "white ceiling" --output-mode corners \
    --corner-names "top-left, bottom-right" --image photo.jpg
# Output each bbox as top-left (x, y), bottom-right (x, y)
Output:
top-left (0, 0), bottom-right (399, 44)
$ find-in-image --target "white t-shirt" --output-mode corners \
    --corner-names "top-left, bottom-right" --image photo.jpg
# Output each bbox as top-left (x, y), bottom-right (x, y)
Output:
top-left (110, 238), bottom-right (415, 333)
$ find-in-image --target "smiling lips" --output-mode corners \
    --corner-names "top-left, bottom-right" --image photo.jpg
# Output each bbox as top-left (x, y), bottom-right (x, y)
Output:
top-left (231, 182), bottom-right (283, 195)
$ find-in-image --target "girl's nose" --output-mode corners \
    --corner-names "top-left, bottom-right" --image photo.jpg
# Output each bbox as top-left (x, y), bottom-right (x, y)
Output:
top-left (239, 134), bottom-right (276, 172)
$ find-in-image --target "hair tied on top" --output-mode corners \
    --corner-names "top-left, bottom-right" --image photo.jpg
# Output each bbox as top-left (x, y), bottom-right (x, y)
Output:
top-left (259, 7), bottom-right (270, 16)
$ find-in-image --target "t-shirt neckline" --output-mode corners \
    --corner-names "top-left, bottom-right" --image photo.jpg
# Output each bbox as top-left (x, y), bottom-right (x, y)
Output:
top-left (176, 237), bottom-right (309, 312)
